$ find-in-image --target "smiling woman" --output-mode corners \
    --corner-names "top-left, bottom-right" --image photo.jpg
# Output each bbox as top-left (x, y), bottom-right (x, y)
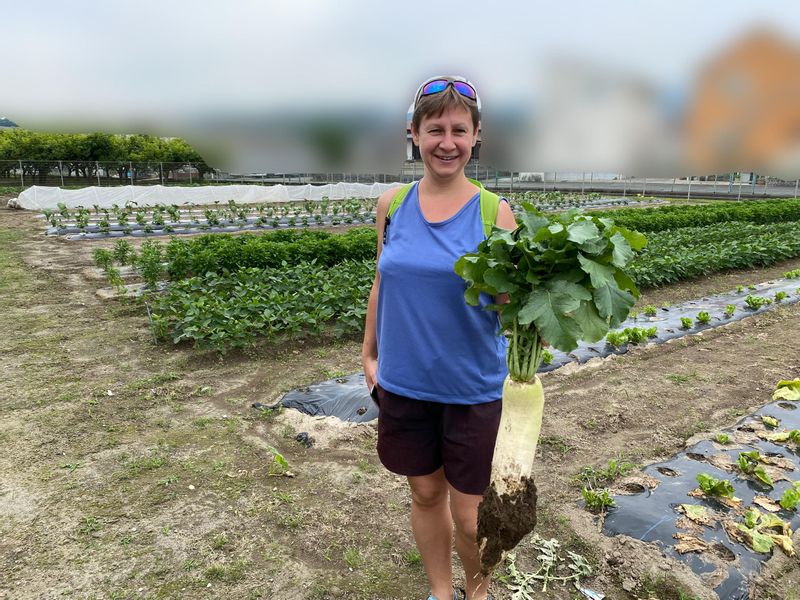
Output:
top-left (361, 76), bottom-right (516, 600)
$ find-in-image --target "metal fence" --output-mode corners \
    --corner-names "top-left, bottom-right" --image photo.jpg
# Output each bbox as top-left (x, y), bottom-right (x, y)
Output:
top-left (1, 160), bottom-right (798, 199)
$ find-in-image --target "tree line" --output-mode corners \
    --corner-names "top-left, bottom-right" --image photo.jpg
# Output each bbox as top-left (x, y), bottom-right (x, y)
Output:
top-left (0, 130), bottom-right (213, 184)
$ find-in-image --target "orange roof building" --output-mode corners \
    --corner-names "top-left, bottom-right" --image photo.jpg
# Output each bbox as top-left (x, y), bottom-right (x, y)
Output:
top-left (683, 28), bottom-right (800, 177)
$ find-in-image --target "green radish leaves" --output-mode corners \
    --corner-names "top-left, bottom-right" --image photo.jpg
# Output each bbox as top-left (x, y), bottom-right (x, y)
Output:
top-left (455, 207), bottom-right (645, 381)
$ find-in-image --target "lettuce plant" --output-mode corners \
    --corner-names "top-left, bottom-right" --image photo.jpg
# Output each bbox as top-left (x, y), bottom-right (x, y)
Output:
top-left (737, 451), bottom-right (774, 487)
top-left (745, 295), bottom-right (771, 310)
top-left (696, 473), bottom-right (735, 498)
top-left (780, 482), bottom-right (800, 511)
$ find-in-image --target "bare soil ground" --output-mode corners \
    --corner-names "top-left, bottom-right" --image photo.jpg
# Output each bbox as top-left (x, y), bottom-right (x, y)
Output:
top-left (1, 204), bottom-right (799, 600)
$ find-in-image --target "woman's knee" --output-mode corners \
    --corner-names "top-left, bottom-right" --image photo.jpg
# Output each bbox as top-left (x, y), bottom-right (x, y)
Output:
top-left (450, 493), bottom-right (480, 540)
top-left (408, 471), bottom-right (448, 508)
top-left (452, 511), bottom-right (478, 541)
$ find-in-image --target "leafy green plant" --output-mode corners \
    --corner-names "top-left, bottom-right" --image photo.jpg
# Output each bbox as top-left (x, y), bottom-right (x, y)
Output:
top-left (774, 291), bottom-right (787, 303)
top-left (785, 269), bottom-right (800, 279)
top-left (696, 473), bottom-right (735, 498)
top-left (455, 207), bottom-right (645, 381)
top-left (92, 248), bottom-right (114, 271)
top-left (605, 330), bottom-right (628, 347)
top-left (574, 457), bottom-right (637, 488)
top-left (737, 451), bottom-right (774, 487)
top-left (745, 295), bottom-right (771, 310)
top-left (581, 487), bottom-right (615, 512)
top-left (779, 482), bottom-right (800, 510)
top-left (761, 415), bottom-right (779, 428)
top-left (541, 349), bottom-right (553, 365)
top-left (696, 311), bottom-right (711, 324)
top-left (136, 240), bottom-right (164, 290)
top-left (112, 239), bottom-right (135, 265)
top-left (643, 304), bottom-right (657, 317)
top-left (268, 447), bottom-right (289, 476)
top-left (621, 326), bottom-right (657, 343)
top-left (714, 432), bottom-right (731, 444)
top-left (680, 317), bottom-right (693, 329)
top-left (736, 285), bottom-right (745, 293)
top-left (105, 266), bottom-right (124, 290)
top-left (724, 304), bottom-right (735, 317)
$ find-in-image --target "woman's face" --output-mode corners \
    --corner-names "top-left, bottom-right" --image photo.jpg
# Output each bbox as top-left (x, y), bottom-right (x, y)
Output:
top-left (412, 105), bottom-right (478, 180)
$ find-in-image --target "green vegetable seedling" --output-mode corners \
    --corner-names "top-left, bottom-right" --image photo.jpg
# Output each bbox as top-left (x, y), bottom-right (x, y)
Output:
top-left (581, 487), bottom-right (615, 513)
top-left (696, 473), bottom-right (735, 498)
top-left (714, 432), bottom-right (731, 444)
top-left (780, 482), bottom-right (800, 511)
top-left (680, 317), bottom-right (693, 329)
top-left (737, 451), bottom-right (774, 487)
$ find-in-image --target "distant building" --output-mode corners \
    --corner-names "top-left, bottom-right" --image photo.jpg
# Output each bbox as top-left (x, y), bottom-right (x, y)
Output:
top-left (531, 58), bottom-right (677, 176)
top-left (684, 28), bottom-right (800, 177)
top-left (0, 117), bottom-right (19, 129)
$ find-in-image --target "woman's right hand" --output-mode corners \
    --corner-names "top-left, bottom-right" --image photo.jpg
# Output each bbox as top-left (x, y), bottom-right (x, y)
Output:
top-left (362, 355), bottom-right (378, 391)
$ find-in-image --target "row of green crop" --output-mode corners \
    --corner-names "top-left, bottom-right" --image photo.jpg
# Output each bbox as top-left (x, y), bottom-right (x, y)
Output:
top-left (146, 220), bottom-right (800, 352)
top-left (97, 199), bottom-right (800, 285)
top-left (593, 198), bottom-right (800, 232)
top-left (150, 261), bottom-right (373, 352)
top-left (164, 227), bottom-right (376, 279)
top-left (94, 228), bottom-right (377, 287)
top-left (629, 221), bottom-right (800, 287)
top-left (45, 197), bottom-right (376, 230)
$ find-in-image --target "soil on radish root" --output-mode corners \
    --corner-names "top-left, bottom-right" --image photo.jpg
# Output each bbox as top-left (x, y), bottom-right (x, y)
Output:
top-left (477, 477), bottom-right (538, 576)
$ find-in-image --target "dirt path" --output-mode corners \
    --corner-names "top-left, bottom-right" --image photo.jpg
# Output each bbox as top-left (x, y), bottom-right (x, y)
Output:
top-left (1, 205), bottom-right (799, 599)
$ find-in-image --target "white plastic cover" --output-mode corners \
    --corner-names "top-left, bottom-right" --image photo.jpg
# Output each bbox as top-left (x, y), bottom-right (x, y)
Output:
top-left (7, 183), bottom-right (403, 210)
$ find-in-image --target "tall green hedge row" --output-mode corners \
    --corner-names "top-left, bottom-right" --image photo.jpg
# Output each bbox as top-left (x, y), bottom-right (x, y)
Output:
top-left (593, 198), bottom-right (800, 232)
top-left (164, 227), bottom-right (377, 280)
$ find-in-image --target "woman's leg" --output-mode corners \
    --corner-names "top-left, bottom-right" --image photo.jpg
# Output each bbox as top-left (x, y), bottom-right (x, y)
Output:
top-left (408, 467), bottom-right (453, 600)
top-left (449, 486), bottom-right (490, 600)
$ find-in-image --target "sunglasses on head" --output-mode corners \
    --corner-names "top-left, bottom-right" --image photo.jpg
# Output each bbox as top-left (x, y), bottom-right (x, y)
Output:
top-left (415, 77), bottom-right (478, 104)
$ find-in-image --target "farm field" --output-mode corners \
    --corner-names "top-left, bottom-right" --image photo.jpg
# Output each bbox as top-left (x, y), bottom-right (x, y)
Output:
top-left (2, 199), bottom-right (800, 599)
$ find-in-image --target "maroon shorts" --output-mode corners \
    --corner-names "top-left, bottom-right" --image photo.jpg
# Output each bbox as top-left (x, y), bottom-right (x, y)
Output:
top-left (375, 384), bottom-right (502, 495)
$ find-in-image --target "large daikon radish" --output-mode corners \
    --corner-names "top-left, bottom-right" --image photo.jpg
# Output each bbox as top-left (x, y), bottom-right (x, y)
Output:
top-left (455, 205), bottom-right (646, 573)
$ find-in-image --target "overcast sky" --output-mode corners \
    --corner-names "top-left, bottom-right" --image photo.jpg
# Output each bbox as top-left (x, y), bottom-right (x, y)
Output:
top-left (4, 1), bottom-right (800, 175)
top-left (5, 0), bottom-right (799, 124)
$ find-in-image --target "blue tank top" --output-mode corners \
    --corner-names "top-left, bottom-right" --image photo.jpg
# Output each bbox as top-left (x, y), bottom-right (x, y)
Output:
top-left (376, 182), bottom-right (508, 404)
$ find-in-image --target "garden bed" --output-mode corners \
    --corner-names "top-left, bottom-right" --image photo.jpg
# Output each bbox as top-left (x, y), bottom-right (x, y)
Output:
top-left (1, 204), bottom-right (799, 599)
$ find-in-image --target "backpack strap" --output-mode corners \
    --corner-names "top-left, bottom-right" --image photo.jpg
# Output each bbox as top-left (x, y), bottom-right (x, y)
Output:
top-left (387, 183), bottom-right (414, 220)
top-left (385, 179), bottom-right (501, 239)
top-left (468, 178), bottom-right (501, 238)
